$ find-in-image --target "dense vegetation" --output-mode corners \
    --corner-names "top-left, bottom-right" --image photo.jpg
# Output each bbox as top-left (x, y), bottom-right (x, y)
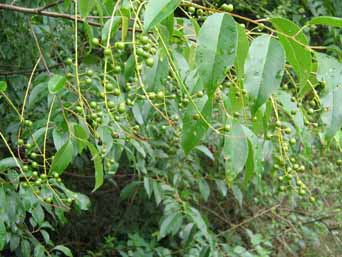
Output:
top-left (1, 0), bottom-right (342, 256)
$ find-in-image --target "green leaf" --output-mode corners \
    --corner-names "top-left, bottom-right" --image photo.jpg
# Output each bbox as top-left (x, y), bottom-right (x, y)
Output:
top-left (224, 123), bottom-right (248, 178)
top-left (48, 74), bottom-right (67, 94)
top-left (235, 25), bottom-right (249, 80)
top-left (321, 87), bottom-right (342, 141)
top-left (0, 221), bottom-right (6, 250)
top-left (87, 143), bottom-right (104, 192)
top-left (244, 35), bottom-right (285, 112)
top-left (276, 91), bottom-right (304, 129)
top-left (198, 179), bottom-right (210, 202)
top-left (316, 53), bottom-right (342, 92)
top-left (308, 16), bottom-right (342, 27)
top-left (143, 177), bottom-right (152, 198)
top-left (120, 181), bottom-right (141, 200)
top-left (73, 124), bottom-right (89, 154)
top-left (21, 240), bottom-right (31, 257)
top-left (232, 185), bottom-right (243, 207)
top-left (102, 16), bottom-right (121, 42)
top-left (152, 180), bottom-right (163, 205)
top-left (195, 145), bottom-right (214, 161)
top-left (28, 83), bottom-right (48, 108)
top-left (79, 0), bottom-right (96, 17)
top-left (271, 18), bottom-right (311, 88)
top-left (97, 126), bottom-right (113, 155)
top-left (159, 212), bottom-right (182, 239)
top-left (0, 157), bottom-right (21, 172)
top-left (144, 0), bottom-right (181, 32)
top-left (0, 81), bottom-right (7, 92)
top-left (143, 55), bottom-right (168, 90)
top-left (187, 207), bottom-right (209, 240)
top-left (33, 244), bottom-right (45, 257)
top-left (49, 140), bottom-right (74, 175)
top-left (182, 96), bottom-right (213, 154)
top-left (196, 13), bottom-right (237, 96)
top-left (53, 245), bottom-right (73, 257)
top-left (31, 204), bottom-right (45, 224)
top-left (73, 193), bottom-right (90, 210)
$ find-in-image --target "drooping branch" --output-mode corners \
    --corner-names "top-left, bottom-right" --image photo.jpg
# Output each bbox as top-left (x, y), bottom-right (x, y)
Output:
top-left (0, 3), bottom-right (101, 27)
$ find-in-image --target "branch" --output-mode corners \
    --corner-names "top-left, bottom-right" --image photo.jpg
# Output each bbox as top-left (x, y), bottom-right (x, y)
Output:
top-left (0, 3), bottom-right (101, 27)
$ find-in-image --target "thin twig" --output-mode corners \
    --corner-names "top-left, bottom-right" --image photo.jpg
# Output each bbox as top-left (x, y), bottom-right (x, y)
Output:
top-left (0, 3), bottom-right (101, 27)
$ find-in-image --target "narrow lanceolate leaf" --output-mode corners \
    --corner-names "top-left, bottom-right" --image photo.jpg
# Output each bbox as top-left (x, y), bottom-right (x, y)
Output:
top-left (48, 74), bottom-right (67, 94)
top-left (87, 143), bottom-right (103, 192)
top-left (316, 53), bottom-right (342, 92)
top-left (244, 35), bottom-right (285, 112)
top-left (0, 81), bottom-right (7, 92)
top-left (49, 140), bottom-right (74, 175)
top-left (308, 16), bottom-right (342, 27)
top-left (276, 91), bottom-right (304, 129)
top-left (79, 0), bottom-right (96, 17)
top-left (159, 212), bottom-right (182, 239)
top-left (0, 157), bottom-right (21, 172)
top-left (144, 0), bottom-right (181, 32)
top-left (196, 13), bottom-right (237, 96)
top-left (321, 87), bottom-right (342, 141)
top-left (224, 123), bottom-right (248, 179)
top-left (271, 18), bottom-right (312, 89)
top-left (182, 96), bottom-right (213, 154)
top-left (235, 25), bottom-right (249, 80)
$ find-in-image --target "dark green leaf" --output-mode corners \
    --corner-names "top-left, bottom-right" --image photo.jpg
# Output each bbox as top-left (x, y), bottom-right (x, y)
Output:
top-left (48, 74), bottom-right (67, 94)
top-left (79, 0), bottom-right (96, 17)
top-left (49, 140), bottom-right (74, 175)
top-left (182, 96), bottom-right (213, 154)
top-left (316, 53), bottom-right (342, 92)
top-left (271, 18), bottom-right (311, 88)
top-left (235, 25), bottom-right (249, 80)
top-left (244, 35), bottom-right (285, 112)
top-left (0, 157), bottom-right (21, 172)
top-left (308, 16), bottom-right (342, 27)
top-left (53, 245), bottom-right (73, 257)
top-left (198, 179), bottom-right (210, 202)
top-left (144, 0), bottom-right (181, 32)
top-left (196, 13), bottom-right (237, 96)
top-left (87, 143), bottom-right (104, 192)
top-left (321, 87), bottom-right (342, 141)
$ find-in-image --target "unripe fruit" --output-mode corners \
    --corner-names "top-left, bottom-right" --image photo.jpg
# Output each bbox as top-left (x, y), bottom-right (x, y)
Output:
top-left (115, 41), bottom-right (125, 50)
top-left (90, 101), bottom-right (97, 108)
top-left (92, 38), bottom-right (100, 45)
top-left (65, 57), bottom-right (73, 65)
top-left (221, 3), bottom-right (234, 12)
top-left (86, 69), bottom-right (94, 76)
top-left (140, 35), bottom-right (149, 45)
top-left (113, 88), bottom-right (121, 96)
top-left (145, 57), bottom-right (154, 67)
top-left (18, 139), bottom-right (24, 146)
top-left (118, 103), bottom-right (126, 114)
top-left (188, 6), bottom-right (196, 14)
top-left (223, 124), bottom-right (231, 132)
top-left (104, 48), bottom-right (112, 56)
top-left (193, 113), bottom-right (201, 120)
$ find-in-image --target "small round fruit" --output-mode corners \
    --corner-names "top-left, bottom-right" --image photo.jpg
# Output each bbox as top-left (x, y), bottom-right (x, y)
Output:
top-left (221, 3), bottom-right (234, 12)
top-left (197, 91), bottom-right (204, 97)
top-left (30, 152), bottom-right (38, 158)
top-left (308, 108), bottom-right (315, 114)
top-left (65, 57), bottom-right (73, 65)
top-left (86, 69), bottom-right (94, 76)
top-left (31, 161), bottom-right (39, 168)
top-left (188, 6), bottom-right (196, 14)
top-left (193, 113), bottom-right (201, 120)
top-left (309, 196), bottom-right (316, 203)
top-left (223, 124), bottom-right (231, 132)
top-left (53, 172), bottom-right (59, 178)
top-left (140, 35), bottom-right (149, 45)
top-left (113, 88), bottom-right (121, 96)
top-left (18, 139), bottom-right (24, 146)
top-left (105, 83), bottom-right (114, 91)
top-left (92, 38), bottom-right (100, 45)
top-left (107, 101), bottom-right (115, 108)
top-left (118, 103), bottom-right (126, 114)
top-left (104, 48), bottom-right (112, 56)
top-left (75, 105), bottom-right (82, 113)
top-left (113, 65), bottom-right (122, 74)
top-left (66, 198), bottom-right (73, 204)
top-left (32, 171), bottom-right (38, 177)
top-left (157, 91), bottom-right (165, 99)
top-left (90, 101), bottom-right (97, 108)
top-left (289, 138), bottom-right (296, 145)
top-left (40, 174), bottom-right (47, 180)
top-left (24, 120), bottom-right (33, 127)
top-left (23, 165), bottom-right (29, 172)
top-left (145, 57), bottom-right (154, 67)
top-left (45, 197), bottom-right (52, 203)
top-left (85, 78), bottom-right (92, 85)
top-left (115, 41), bottom-right (125, 50)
